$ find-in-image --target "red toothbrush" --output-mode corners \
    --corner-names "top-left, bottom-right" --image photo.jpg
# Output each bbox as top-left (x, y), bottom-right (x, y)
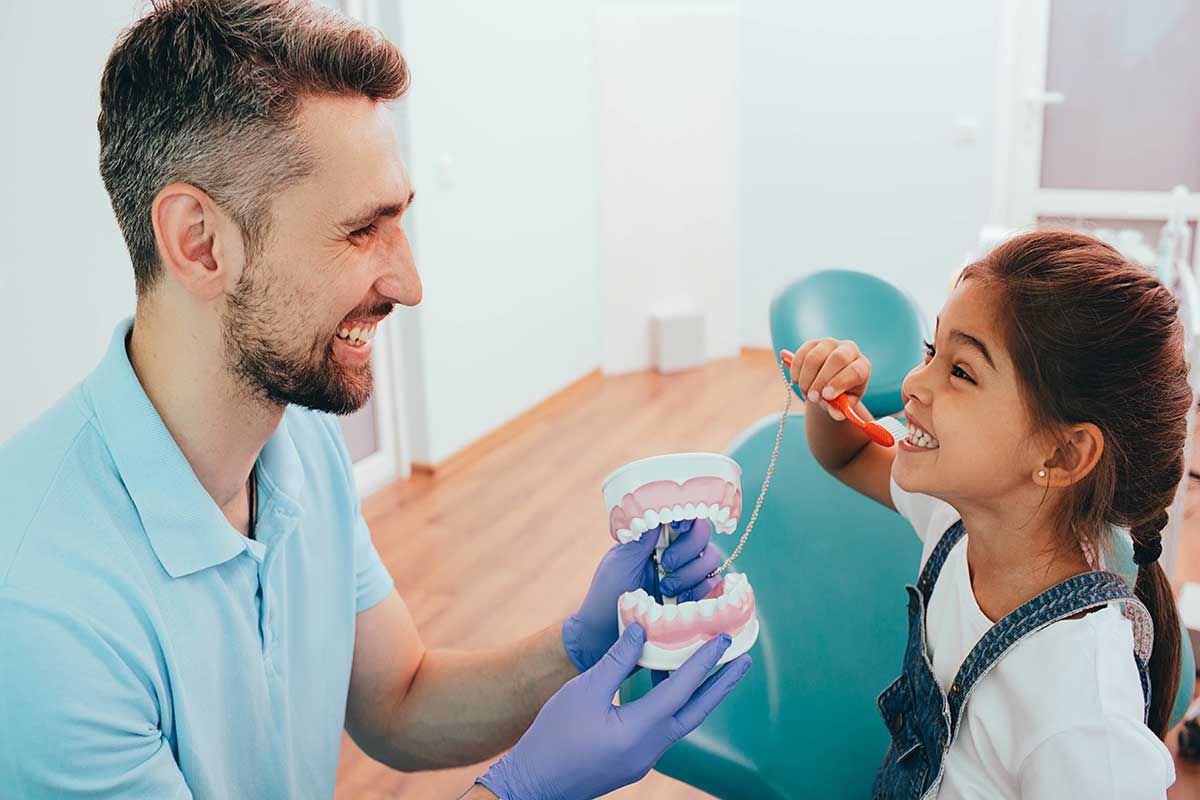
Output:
top-left (779, 350), bottom-right (907, 447)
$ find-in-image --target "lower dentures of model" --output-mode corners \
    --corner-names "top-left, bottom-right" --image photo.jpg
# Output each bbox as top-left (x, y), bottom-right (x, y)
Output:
top-left (619, 572), bottom-right (756, 652)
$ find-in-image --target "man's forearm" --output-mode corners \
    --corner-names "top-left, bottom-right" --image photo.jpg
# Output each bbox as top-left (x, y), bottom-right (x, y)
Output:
top-left (360, 622), bottom-right (578, 771)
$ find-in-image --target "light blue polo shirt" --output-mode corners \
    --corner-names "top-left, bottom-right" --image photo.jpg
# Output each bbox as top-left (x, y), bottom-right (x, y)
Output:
top-left (0, 318), bottom-right (396, 799)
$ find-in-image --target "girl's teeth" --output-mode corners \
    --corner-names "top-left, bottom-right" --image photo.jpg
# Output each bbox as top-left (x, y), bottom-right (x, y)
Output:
top-left (906, 425), bottom-right (939, 449)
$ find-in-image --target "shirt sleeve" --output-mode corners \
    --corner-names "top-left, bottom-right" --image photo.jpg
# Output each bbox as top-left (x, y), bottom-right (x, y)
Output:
top-left (1018, 719), bottom-right (1174, 799)
top-left (313, 411), bottom-right (396, 615)
top-left (0, 591), bottom-right (193, 799)
top-left (353, 511), bottom-right (395, 613)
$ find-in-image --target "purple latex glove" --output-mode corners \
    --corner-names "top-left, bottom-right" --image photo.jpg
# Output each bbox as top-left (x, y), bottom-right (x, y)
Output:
top-left (478, 622), bottom-right (751, 800)
top-left (562, 518), bottom-right (723, 673)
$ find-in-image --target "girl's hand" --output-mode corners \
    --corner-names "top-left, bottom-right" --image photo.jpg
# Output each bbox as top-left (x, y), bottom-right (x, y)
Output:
top-left (781, 339), bottom-right (872, 422)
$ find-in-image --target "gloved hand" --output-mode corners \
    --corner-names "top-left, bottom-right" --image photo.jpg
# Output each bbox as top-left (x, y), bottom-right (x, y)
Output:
top-left (562, 518), bottom-right (723, 672)
top-left (478, 623), bottom-right (751, 800)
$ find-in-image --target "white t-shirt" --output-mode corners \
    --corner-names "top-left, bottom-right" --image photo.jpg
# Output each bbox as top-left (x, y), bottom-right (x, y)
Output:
top-left (888, 474), bottom-right (1175, 799)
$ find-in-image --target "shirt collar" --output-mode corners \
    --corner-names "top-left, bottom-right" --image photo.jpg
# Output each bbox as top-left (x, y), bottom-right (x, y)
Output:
top-left (85, 317), bottom-right (304, 578)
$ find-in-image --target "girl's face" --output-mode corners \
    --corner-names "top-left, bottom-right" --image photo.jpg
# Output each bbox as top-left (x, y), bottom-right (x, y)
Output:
top-left (893, 278), bottom-right (1046, 508)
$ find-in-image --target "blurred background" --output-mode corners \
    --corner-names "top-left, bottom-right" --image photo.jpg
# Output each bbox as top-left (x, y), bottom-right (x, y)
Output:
top-left (3, 0), bottom-right (1200, 797)
top-left (5, 0), bottom-right (1199, 488)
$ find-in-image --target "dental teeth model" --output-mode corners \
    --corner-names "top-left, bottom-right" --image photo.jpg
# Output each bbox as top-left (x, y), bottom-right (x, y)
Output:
top-left (602, 452), bottom-right (759, 670)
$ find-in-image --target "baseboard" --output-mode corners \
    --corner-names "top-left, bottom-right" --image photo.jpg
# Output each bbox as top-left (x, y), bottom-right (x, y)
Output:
top-left (411, 368), bottom-right (604, 480)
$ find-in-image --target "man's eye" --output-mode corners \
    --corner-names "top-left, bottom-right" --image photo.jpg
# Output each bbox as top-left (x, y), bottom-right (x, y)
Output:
top-left (350, 222), bottom-right (377, 240)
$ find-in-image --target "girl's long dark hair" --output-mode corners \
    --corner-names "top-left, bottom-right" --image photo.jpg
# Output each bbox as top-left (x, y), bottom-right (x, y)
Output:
top-left (961, 230), bottom-right (1189, 737)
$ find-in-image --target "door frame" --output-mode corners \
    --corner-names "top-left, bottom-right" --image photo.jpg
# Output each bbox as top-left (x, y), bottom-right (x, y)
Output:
top-left (340, 0), bottom-right (414, 497)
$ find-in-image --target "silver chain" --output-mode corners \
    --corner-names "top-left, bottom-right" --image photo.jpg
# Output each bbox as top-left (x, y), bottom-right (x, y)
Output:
top-left (707, 360), bottom-right (792, 577)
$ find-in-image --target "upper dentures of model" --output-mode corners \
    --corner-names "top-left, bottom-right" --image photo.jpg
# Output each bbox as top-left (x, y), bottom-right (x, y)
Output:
top-left (608, 475), bottom-right (743, 543)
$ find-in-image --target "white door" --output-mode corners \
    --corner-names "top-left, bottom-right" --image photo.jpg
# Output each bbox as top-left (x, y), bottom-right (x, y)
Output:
top-left (334, 0), bottom-right (413, 496)
top-left (997, 0), bottom-right (1200, 236)
top-left (997, 0), bottom-right (1200, 578)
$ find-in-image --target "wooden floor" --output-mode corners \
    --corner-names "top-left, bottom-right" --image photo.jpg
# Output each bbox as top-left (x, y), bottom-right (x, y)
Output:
top-left (336, 349), bottom-right (1200, 799)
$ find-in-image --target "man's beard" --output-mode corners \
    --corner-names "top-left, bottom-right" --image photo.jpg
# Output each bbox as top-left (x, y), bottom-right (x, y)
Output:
top-left (222, 262), bottom-right (374, 415)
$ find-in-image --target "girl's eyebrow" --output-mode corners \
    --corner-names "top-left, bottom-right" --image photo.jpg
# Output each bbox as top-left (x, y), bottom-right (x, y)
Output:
top-left (935, 316), bottom-right (996, 371)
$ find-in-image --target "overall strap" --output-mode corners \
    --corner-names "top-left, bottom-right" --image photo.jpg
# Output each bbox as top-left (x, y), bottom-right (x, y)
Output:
top-left (945, 570), bottom-right (1152, 732)
top-left (914, 518), bottom-right (966, 603)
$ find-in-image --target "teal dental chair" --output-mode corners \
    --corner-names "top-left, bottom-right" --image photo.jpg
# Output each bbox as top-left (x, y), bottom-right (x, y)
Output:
top-left (621, 270), bottom-right (1195, 799)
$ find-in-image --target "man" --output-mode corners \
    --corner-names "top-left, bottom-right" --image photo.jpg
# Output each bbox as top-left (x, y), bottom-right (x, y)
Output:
top-left (0, 1), bottom-right (750, 798)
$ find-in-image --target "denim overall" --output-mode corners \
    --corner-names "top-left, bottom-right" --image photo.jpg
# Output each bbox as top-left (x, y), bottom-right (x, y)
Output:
top-left (872, 519), bottom-right (1153, 800)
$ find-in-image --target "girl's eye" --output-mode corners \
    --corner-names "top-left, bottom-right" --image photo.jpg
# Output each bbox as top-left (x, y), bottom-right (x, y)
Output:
top-left (922, 339), bottom-right (974, 384)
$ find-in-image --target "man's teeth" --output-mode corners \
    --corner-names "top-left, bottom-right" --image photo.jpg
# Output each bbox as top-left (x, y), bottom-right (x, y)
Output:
top-left (335, 323), bottom-right (378, 346)
top-left (906, 423), bottom-right (940, 449)
top-left (616, 504), bottom-right (737, 543)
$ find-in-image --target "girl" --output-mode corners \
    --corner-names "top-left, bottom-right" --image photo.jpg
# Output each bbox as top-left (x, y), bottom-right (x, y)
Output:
top-left (787, 231), bottom-right (1186, 798)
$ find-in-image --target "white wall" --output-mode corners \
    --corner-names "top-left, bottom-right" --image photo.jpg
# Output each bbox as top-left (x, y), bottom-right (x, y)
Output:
top-left (597, 3), bottom-right (740, 375)
top-left (738, 0), bottom-right (1004, 345)
top-left (1, 2), bottom-right (139, 444)
top-left (398, 0), bottom-right (603, 463)
top-left (2, 0), bottom-right (1007, 475)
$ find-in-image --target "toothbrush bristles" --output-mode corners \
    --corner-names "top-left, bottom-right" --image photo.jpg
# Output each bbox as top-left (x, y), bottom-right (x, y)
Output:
top-left (877, 416), bottom-right (908, 443)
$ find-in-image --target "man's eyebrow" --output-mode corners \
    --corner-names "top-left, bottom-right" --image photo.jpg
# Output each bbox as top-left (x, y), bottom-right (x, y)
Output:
top-left (340, 189), bottom-right (416, 229)
top-left (935, 316), bottom-right (996, 370)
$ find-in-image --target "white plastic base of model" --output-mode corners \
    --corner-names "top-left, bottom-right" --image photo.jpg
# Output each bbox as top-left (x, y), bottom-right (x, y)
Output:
top-left (601, 452), bottom-right (741, 509)
top-left (618, 614), bottom-right (760, 672)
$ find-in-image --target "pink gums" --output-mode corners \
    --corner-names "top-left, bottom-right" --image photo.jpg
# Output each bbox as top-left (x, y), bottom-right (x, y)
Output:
top-left (608, 476), bottom-right (743, 541)
top-left (619, 579), bottom-right (756, 651)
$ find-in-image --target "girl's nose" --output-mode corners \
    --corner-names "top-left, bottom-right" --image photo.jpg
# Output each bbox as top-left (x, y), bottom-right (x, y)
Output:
top-left (900, 363), bottom-right (930, 406)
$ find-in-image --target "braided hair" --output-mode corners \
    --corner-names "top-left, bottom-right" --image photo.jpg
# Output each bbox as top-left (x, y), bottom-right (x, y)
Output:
top-left (960, 230), bottom-right (1189, 737)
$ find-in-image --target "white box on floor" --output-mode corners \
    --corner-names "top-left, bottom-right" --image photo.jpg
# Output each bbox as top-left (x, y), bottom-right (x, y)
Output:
top-left (651, 304), bottom-right (705, 373)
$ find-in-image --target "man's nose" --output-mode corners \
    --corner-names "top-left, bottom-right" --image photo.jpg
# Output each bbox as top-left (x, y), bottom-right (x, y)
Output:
top-left (374, 227), bottom-right (422, 306)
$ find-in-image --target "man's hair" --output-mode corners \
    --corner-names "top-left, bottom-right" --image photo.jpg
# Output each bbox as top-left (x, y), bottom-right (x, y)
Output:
top-left (98, 0), bottom-right (409, 295)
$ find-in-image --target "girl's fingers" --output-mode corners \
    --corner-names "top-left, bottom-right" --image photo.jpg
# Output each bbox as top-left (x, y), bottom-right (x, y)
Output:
top-left (796, 341), bottom-right (835, 397)
top-left (787, 341), bottom-right (817, 384)
top-left (808, 343), bottom-right (856, 402)
top-left (821, 399), bottom-right (846, 421)
top-left (822, 358), bottom-right (870, 402)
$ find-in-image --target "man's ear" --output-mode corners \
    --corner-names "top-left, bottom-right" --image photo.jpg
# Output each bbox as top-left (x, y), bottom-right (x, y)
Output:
top-left (151, 183), bottom-right (243, 301)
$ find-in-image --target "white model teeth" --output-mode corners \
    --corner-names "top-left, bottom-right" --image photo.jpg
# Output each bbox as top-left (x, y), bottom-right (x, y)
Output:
top-left (620, 504), bottom-right (737, 543)
top-left (906, 424), bottom-right (939, 449)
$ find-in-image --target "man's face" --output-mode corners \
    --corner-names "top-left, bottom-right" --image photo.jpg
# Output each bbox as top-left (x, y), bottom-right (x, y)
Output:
top-left (223, 94), bottom-right (421, 414)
